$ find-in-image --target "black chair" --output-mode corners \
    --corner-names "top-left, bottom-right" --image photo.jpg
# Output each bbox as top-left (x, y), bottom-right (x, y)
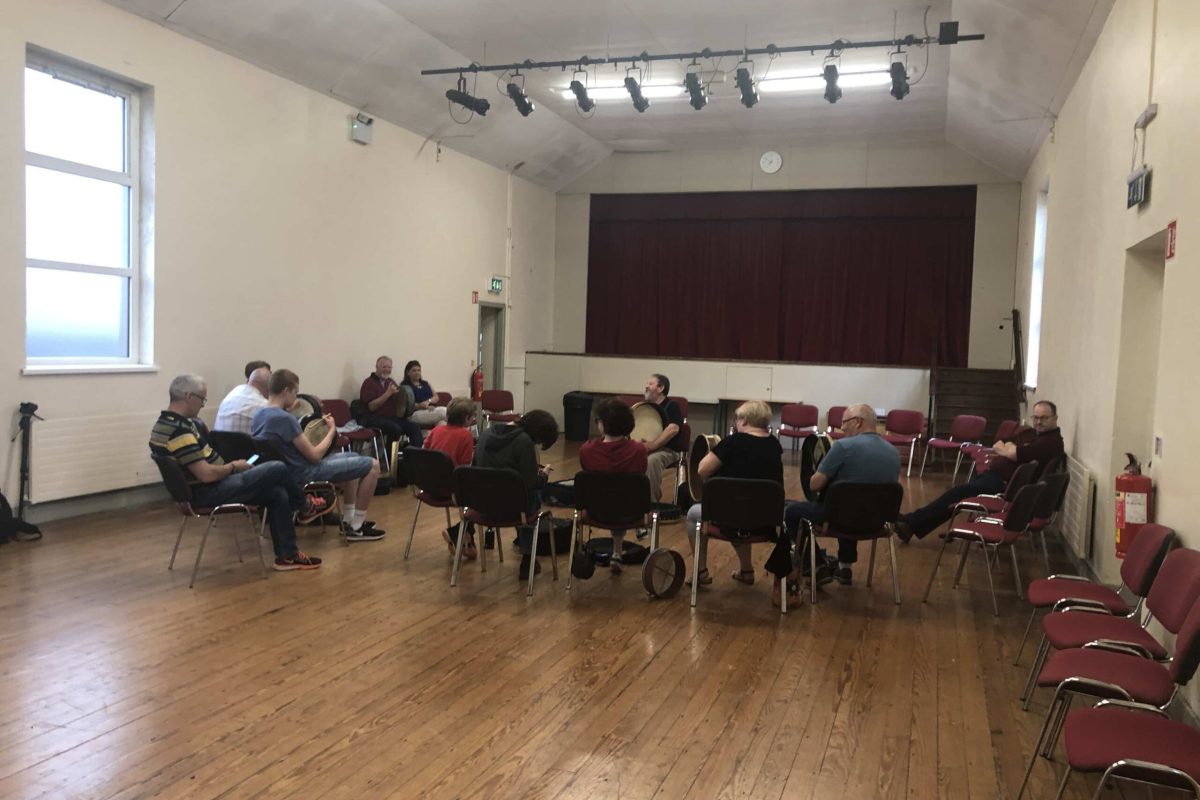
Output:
top-left (567, 471), bottom-right (658, 591)
top-left (253, 438), bottom-right (340, 540)
top-left (404, 447), bottom-right (458, 559)
top-left (151, 454), bottom-right (267, 588)
top-left (451, 466), bottom-right (554, 596)
top-left (952, 460), bottom-right (1040, 520)
top-left (800, 482), bottom-right (904, 604)
top-left (1027, 471), bottom-right (1070, 571)
top-left (208, 430), bottom-right (258, 462)
top-left (692, 478), bottom-right (789, 613)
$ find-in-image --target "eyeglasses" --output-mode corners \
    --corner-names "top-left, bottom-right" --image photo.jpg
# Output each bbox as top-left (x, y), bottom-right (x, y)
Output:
top-left (187, 392), bottom-right (208, 407)
top-left (841, 416), bottom-right (865, 428)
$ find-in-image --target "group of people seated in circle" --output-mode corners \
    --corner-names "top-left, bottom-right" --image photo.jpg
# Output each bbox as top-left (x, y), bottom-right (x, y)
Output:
top-left (149, 360), bottom-right (1063, 601)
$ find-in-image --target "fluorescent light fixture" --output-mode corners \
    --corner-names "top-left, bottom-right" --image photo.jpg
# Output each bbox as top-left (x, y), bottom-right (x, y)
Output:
top-left (759, 66), bottom-right (892, 94)
top-left (560, 83), bottom-right (685, 101)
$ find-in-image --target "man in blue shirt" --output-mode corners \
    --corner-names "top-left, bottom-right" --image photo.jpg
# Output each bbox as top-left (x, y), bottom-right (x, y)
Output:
top-left (784, 403), bottom-right (900, 585)
top-left (252, 369), bottom-right (386, 542)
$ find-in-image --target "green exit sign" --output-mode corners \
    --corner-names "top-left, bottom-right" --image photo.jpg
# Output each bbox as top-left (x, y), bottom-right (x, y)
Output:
top-left (488, 276), bottom-right (503, 294)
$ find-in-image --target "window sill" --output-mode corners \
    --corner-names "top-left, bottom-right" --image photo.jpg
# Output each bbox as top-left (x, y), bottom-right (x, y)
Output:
top-left (23, 364), bottom-right (159, 376)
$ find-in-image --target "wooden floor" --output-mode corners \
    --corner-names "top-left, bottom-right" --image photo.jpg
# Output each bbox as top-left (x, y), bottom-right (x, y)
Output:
top-left (0, 441), bottom-right (1111, 799)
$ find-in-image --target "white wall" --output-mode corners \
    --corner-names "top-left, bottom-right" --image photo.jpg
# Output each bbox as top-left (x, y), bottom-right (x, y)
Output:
top-left (0, 0), bottom-right (555, 506)
top-left (552, 141), bottom-right (1020, 368)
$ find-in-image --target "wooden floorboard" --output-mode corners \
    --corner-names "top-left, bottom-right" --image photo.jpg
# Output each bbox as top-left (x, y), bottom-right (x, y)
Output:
top-left (0, 441), bottom-right (1104, 799)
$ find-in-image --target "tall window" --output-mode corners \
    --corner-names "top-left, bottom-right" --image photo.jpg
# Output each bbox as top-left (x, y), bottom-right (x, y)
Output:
top-left (24, 51), bottom-right (148, 366)
top-left (1025, 190), bottom-right (1048, 388)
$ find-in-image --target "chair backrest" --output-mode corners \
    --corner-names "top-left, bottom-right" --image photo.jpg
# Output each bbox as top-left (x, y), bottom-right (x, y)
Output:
top-left (1119, 523), bottom-right (1177, 597)
top-left (208, 430), bottom-right (257, 462)
top-left (822, 482), bottom-right (903, 536)
top-left (253, 437), bottom-right (290, 464)
top-left (678, 421), bottom-right (691, 451)
top-left (1000, 483), bottom-right (1043, 532)
top-left (1168, 596), bottom-right (1200, 686)
top-left (616, 394), bottom-right (643, 407)
top-left (948, 414), bottom-right (987, 441)
top-left (827, 405), bottom-right (847, 431)
top-left (322, 398), bottom-right (353, 427)
top-left (434, 391), bottom-right (452, 406)
top-left (1031, 473), bottom-right (1069, 520)
top-left (453, 466), bottom-right (527, 519)
top-left (1145, 549), bottom-right (1200, 634)
top-left (481, 389), bottom-right (515, 414)
top-left (1003, 460), bottom-right (1040, 502)
top-left (781, 403), bottom-right (818, 429)
top-left (574, 471), bottom-right (651, 528)
top-left (885, 409), bottom-right (925, 436)
top-left (151, 454), bottom-right (194, 505)
top-left (994, 419), bottom-right (1020, 441)
top-left (700, 478), bottom-right (784, 532)
top-left (405, 446), bottom-right (456, 498)
top-left (1041, 454), bottom-right (1067, 476)
top-left (670, 396), bottom-right (689, 421)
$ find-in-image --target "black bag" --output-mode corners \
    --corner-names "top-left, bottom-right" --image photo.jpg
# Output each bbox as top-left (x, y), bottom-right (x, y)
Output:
top-left (533, 516), bottom-right (574, 555)
top-left (541, 479), bottom-right (576, 508)
top-left (585, 537), bottom-right (650, 565)
top-left (0, 491), bottom-right (15, 544)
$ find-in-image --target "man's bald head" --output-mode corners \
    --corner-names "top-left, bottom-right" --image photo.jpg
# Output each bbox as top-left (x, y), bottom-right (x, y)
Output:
top-left (845, 403), bottom-right (878, 432)
top-left (248, 367), bottom-right (271, 398)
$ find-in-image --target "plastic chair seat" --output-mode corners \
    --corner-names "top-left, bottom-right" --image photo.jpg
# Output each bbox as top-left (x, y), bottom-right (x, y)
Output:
top-left (341, 429), bottom-right (378, 442)
top-left (1064, 706), bottom-right (1200, 783)
top-left (926, 437), bottom-right (964, 451)
top-left (949, 519), bottom-right (1021, 545)
top-left (488, 413), bottom-right (521, 423)
top-left (1026, 578), bottom-right (1130, 614)
top-left (417, 490), bottom-right (455, 508)
top-left (1043, 611), bottom-right (1169, 659)
top-left (882, 432), bottom-right (917, 445)
top-left (580, 510), bottom-right (645, 531)
top-left (463, 508), bottom-right (524, 528)
top-left (778, 427), bottom-right (817, 439)
top-left (1038, 648), bottom-right (1175, 706)
top-left (961, 495), bottom-right (1006, 514)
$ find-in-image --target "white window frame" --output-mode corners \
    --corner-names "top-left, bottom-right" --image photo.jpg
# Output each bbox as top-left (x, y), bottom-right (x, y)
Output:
top-left (23, 49), bottom-right (153, 373)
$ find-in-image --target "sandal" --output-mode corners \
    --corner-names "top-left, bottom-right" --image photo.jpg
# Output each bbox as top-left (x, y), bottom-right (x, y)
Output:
top-left (686, 568), bottom-right (713, 587)
top-left (731, 569), bottom-right (756, 586)
top-left (463, 534), bottom-right (478, 561)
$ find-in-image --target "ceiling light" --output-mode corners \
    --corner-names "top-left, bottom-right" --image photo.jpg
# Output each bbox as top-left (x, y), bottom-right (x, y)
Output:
top-left (569, 77), bottom-right (595, 112)
top-left (889, 61), bottom-right (910, 100)
top-left (446, 75), bottom-right (489, 116)
top-left (507, 76), bottom-right (535, 116)
top-left (735, 66), bottom-right (758, 108)
top-left (625, 73), bottom-right (651, 112)
top-left (559, 84), bottom-right (682, 101)
top-left (683, 70), bottom-right (706, 110)
top-left (758, 68), bottom-right (892, 94)
top-left (822, 64), bottom-right (841, 103)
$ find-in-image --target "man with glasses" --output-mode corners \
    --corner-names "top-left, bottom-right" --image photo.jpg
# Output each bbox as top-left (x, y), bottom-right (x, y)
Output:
top-left (149, 374), bottom-right (325, 571)
top-left (784, 403), bottom-right (901, 586)
top-left (895, 400), bottom-right (1064, 542)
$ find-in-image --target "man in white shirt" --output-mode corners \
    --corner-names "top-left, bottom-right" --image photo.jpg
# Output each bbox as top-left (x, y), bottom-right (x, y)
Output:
top-left (214, 360), bottom-right (271, 434)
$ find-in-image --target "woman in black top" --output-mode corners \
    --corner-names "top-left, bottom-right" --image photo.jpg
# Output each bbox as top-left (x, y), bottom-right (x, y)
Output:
top-left (686, 400), bottom-right (783, 588)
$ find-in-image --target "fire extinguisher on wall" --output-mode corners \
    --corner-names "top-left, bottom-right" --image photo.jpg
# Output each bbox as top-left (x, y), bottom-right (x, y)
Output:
top-left (471, 366), bottom-right (485, 401)
top-left (1115, 452), bottom-right (1153, 558)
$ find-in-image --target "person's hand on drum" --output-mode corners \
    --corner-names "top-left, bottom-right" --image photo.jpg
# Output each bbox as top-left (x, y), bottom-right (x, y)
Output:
top-left (322, 413), bottom-right (336, 428)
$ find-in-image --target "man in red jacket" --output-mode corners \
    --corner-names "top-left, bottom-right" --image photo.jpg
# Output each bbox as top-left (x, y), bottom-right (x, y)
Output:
top-left (579, 398), bottom-right (648, 574)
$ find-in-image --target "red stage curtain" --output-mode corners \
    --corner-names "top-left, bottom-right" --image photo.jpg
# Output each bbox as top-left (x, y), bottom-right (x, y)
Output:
top-left (585, 186), bottom-right (976, 367)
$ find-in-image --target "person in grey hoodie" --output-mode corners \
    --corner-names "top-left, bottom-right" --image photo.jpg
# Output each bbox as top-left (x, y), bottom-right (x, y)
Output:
top-left (473, 409), bottom-right (559, 579)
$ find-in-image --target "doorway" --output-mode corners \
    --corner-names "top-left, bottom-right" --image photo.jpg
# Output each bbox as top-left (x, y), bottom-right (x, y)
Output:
top-left (478, 303), bottom-right (505, 391)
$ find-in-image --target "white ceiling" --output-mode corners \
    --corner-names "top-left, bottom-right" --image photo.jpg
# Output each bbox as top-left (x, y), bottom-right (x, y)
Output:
top-left (102, 0), bottom-right (1114, 189)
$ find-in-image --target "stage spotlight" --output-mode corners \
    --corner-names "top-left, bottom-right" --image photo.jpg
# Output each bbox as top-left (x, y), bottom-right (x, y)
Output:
top-left (822, 64), bottom-right (841, 103)
top-left (683, 70), bottom-right (707, 110)
top-left (569, 79), bottom-right (595, 112)
top-left (735, 66), bottom-right (758, 108)
top-left (446, 75), bottom-right (489, 116)
top-left (889, 61), bottom-right (910, 100)
top-left (624, 74), bottom-right (651, 112)
top-left (507, 77), bottom-right (535, 116)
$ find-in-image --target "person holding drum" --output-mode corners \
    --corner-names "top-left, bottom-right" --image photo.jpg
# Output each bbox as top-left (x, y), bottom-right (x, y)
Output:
top-left (784, 403), bottom-right (899, 586)
top-left (359, 356), bottom-right (425, 448)
top-left (579, 398), bottom-right (648, 575)
top-left (252, 369), bottom-right (387, 543)
top-left (685, 400), bottom-right (784, 593)
top-left (400, 360), bottom-right (448, 428)
top-left (641, 373), bottom-right (687, 503)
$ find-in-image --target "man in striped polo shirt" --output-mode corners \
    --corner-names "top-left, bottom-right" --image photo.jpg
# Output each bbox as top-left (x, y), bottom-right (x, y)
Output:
top-left (149, 374), bottom-right (324, 571)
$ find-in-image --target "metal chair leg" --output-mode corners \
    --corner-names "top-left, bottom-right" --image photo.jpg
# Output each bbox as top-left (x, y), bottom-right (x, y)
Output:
top-left (1010, 544), bottom-right (1025, 600)
top-left (527, 513), bottom-right (545, 596)
top-left (404, 500), bottom-right (423, 560)
top-left (919, 445), bottom-right (930, 477)
top-left (548, 517), bottom-right (559, 582)
top-left (1017, 688), bottom-right (1066, 800)
top-left (1052, 766), bottom-right (1072, 800)
top-left (1015, 609), bottom-right (1039, 665)
top-left (888, 535), bottom-right (901, 605)
top-left (1022, 636), bottom-right (1051, 708)
top-left (779, 573), bottom-right (787, 615)
top-left (496, 526), bottom-right (504, 563)
top-left (169, 515), bottom-right (190, 570)
top-left (981, 543), bottom-right (999, 616)
top-left (231, 512), bottom-right (245, 563)
top-left (1040, 531), bottom-right (1051, 573)
top-left (250, 511), bottom-right (268, 578)
top-left (952, 451), bottom-right (964, 484)
top-left (450, 507), bottom-right (468, 586)
top-left (1043, 691), bottom-right (1074, 757)
top-left (866, 539), bottom-right (877, 588)
top-left (906, 439), bottom-right (916, 477)
top-left (922, 530), bottom-right (954, 603)
top-left (189, 516), bottom-right (217, 589)
top-left (809, 522), bottom-right (818, 604)
top-left (952, 539), bottom-right (972, 588)
top-left (690, 519), bottom-right (702, 608)
top-left (566, 511), bottom-right (580, 591)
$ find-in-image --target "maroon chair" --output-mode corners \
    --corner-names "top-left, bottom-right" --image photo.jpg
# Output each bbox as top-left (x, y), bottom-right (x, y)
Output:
top-left (433, 391), bottom-right (452, 407)
top-left (480, 389), bottom-right (520, 427)
top-left (778, 403), bottom-right (819, 455)
top-left (671, 421), bottom-right (692, 504)
top-left (322, 398), bottom-right (384, 463)
top-left (1015, 585), bottom-right (1200, 798)
top-left (882, 409), bottom-right (925, 476)
top-left (403, 447), bottom-right (458, 560)
top-left (1021, 548), bottom-right (1200, 711)
top-left (975, 472), bottom-right (1069, 572)
top-left (963, 419), bottom-right (1027, 479)
top-left (691, 478), bottom-right (789, 613)
top-left (801, 482), bottom-right (904, 604)
top-left (616, 394), bottom-right (644, 408)
top-left (826, 405), bottom-right (847, 440)
top-left (1015, 523), bottom-right (1176, 666)
top-left (952, 460), bottom-right (1040, 520)
top-left (919, 414), bottom-right (986, 480)
top-left (671, 396), bottom-right (689, 422)
top-left (567, 471), bottom-right (659, 590)
top-left (921, 482), bottom-right (1043, 616)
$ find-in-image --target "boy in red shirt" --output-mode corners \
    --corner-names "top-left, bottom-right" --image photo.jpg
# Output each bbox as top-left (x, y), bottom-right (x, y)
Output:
top-left (579, 398), bottom-right (648, 574)
top-left (425, 397), bottom-right (477, 557)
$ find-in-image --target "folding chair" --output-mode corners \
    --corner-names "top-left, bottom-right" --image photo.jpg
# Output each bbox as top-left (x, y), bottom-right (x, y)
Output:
top-left (919, 414), bottom-right (986, 480)
top-left (691, 478), bottom-right (789, 613)
top-left (567, 471), bottom-right (658, 591)
top-left (800, 482), bottom-right (904, 604)
top-left (882, 409), bottom-right (925, 477)
top-left (778, 403), bottom-right (819, 455)
top-left (403, 447), bottom-right (458, 559)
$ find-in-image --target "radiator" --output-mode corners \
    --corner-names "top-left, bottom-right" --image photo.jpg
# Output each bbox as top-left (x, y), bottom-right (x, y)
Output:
top-left (28, 411), bottom-right (164, 503)
top-left (1060, 455), bottom-right (1096, 560)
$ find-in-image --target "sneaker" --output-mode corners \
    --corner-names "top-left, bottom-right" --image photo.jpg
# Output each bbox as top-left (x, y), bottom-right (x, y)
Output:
top-left (635, 528), bottom-right (649, 540)
top-left (610, 553), bottom-right (623, 575)
top-left (518, 556), bottom-right (542, 580)
top-left (893, 519), bottom-right (914, 544)
top-left (833, 567), bottom-right (853, 586)
top-left (812, 564), bottom-right (835, 588)
top-left (274, 551), bottom-right (322, 571)
top-left (297, 495), bottom-right (331, 525)
top-left (484, 528), bottom-right (496, 550)
top-left (343, 522), bottom-right (385, 542)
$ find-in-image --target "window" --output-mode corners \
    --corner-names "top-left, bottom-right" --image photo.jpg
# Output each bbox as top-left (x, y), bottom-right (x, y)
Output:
top-left (24, 51), bottom-right (151, 368)
top-left (1025, 190), bottom-right (1048, 389)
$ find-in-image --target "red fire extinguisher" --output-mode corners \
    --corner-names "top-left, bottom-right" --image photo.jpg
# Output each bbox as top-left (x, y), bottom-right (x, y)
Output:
top-left (471, 366), bottom-right (485, 401)
top-left (1115, 452), bottom-right (1153, 558)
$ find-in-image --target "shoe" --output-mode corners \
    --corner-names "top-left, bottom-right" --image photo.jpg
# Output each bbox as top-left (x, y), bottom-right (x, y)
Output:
top-left (297, 495), bottom-right (331, 524)
top-left (833, 567), bottom-right (853, 586)
top-left (893, 519), bottom-right (914, 544)
top-left (812, 564), bottom-right (835, 588)
top-left (442, 529), bottom-right (456, 556)
top-left (484, 528), bottom-right (496, 549)
top-left (731, 569), bottom-right (756, 585)
top-left (518, 556), bottom-right (542, 580)
top-left (685, 568), bottom-right (713, 588)
top-left (274, 551), bottom-right (322, 571)
top-left (610, 553), bottom-right (623, 575)
top-left (635, 528), bottom-right (649, 540)
top-left (342, 522), bottom-right (385, 542)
